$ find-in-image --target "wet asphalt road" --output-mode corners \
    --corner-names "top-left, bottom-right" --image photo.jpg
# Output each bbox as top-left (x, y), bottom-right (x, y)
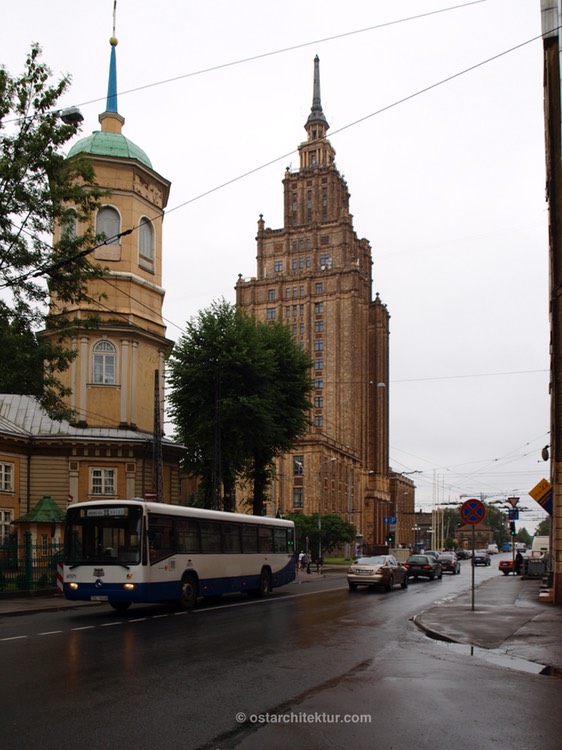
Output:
top-left (1, 561), bottom-right (561, 750)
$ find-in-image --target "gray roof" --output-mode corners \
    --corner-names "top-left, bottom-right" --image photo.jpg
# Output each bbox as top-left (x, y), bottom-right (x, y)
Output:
top-left (0, 394), bottom-right (178, 446)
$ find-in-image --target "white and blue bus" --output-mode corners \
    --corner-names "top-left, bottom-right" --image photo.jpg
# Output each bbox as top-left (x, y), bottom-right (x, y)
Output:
top-left (63, 499), bottom-right (295, 612)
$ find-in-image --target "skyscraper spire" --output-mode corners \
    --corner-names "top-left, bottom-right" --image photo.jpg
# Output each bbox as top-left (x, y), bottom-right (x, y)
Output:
top-left (305, 55), bottom-right (329, 137)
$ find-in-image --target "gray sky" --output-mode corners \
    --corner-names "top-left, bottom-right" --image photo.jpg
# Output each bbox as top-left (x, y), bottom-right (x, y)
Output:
top-left (3, 0), bottom-right (550, 530)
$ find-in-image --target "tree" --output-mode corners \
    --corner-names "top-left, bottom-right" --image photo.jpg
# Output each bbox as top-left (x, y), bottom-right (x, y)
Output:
top-left (287, 512), bottom-right (356, 559)
top-left (0, 45), bottom-right (105, 419)
top-left (482, 503), bottom-right (510, 548)
top-left (245, 318), bottom-right (313, 514)
top-left (517, 527), bottom-right (532, 548)
top-left (535, 517), bottom-right (551, 536)
top-left (167, 300), bottom-right (313, 512)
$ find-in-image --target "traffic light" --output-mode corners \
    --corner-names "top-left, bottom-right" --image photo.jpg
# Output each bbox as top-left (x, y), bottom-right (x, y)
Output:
top-left (509, 521), bottom-right (516, 536)
top-left (386, 533), bottom-right (394, 545)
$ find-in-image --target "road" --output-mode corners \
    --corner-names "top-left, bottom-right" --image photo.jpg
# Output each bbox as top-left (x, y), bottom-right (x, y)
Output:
top-left (1, 558), bottom-right (561, 750)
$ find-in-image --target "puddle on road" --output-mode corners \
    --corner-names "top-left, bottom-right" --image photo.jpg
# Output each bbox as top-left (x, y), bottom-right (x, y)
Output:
top-left (434, 639), bottom-right (547, 675)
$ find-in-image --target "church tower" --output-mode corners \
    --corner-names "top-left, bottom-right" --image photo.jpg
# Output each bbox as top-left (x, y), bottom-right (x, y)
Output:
top-left (236, 57), bottom-right (393, 546)
top-left (50, 35), bottom-right (172, 434)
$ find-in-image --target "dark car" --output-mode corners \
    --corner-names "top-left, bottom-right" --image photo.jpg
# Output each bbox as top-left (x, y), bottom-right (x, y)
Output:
top-left (439, 552), bottom-right (460, 574)
top-left (472, 550), bottom-right (491, 566)
top-left (456, 548), bottom-right (471, 560)
top-left (347, 554), bottom-right (409, 592)
top-left (404, 554), bottom-right (443, 580)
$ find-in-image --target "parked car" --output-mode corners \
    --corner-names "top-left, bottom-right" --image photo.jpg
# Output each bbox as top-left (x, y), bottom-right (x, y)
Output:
top-left (403, 554), bottom-right (443, 580)
top-left (456, 548), bottom-right (471, 560)
top-left (347, 555), bottom-right (409, 592)
top-left (499, 559), bottom-right (515, 575)
top-left (472, 550), bottom-right (491, 566)
top-left (425, 550), bottom-right (441, 560)
top-left (439, 552), bottom-right (460, 574)
top-left (487, 544), bottom-right (499, 555)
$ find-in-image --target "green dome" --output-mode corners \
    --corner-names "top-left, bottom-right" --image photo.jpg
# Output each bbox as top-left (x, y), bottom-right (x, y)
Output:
top-left (68, 130), bottom-right (152, 169)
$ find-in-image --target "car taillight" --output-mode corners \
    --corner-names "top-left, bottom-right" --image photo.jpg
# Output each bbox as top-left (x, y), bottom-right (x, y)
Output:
top-left (404, 564), bottom-right (410, 569)
top-left (423, 565), bottom-right (431, 569)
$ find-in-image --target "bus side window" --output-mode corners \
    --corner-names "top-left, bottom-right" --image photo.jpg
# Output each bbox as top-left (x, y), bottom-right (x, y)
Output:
top-left (273, 528), bottom-right (288, 553)
top-left (200, 521), bottom-right (221, 553)
top-left (222, 522), bottom-right (241, 553)
top-left (148, 515), bottom-right (174, 561)
top-left (175, 517), bottom-right (200, 553)
top-left (258, 527), bottom-right (273, 553)
top-left (241, 526), bottom-right (258, 553)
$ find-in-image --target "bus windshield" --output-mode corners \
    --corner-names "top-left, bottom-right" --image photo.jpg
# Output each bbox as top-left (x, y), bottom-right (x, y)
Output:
top-left (64, 504), bottom-right (143, 565)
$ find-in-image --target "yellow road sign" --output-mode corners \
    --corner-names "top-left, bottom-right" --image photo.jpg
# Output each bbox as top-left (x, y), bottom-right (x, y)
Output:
top-left (529, 478), bottom-right (552, 502)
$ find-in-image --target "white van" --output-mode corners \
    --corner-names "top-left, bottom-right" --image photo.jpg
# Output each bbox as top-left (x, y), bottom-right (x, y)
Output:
top-left (486, 543), bottom-right (499, 555)
top-left (531, 536), bottom-right (549, 557)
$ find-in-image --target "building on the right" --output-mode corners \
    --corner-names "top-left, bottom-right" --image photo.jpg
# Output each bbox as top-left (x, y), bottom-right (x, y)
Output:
top-left (541, 0), bottom-right (562, 605)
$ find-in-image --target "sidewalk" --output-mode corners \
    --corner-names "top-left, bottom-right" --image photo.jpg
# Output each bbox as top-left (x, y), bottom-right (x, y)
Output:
top-left (414, 575), bottom-right (562, 672)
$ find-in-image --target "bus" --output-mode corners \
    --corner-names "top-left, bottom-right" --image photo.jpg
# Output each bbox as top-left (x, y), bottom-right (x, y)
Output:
top-left (63, 499), bottom-right (296, 612)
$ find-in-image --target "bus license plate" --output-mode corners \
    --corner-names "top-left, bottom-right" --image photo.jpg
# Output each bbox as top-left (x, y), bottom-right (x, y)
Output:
top-left (90, 595), bottom-right (108, 601)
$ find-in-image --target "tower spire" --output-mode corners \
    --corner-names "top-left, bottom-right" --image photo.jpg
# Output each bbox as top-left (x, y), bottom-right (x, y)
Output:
top-left (305, 55), bottom-right (329, 138)
top-left (106, 1), bottom-right (119, 113)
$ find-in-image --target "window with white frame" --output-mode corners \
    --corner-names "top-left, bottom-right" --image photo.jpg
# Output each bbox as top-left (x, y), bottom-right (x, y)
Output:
top-left (0, 509), bottom-right (12, 543)
top-left (0, 463), bottom-right (13, 492)
top-left (138, 216), bottom-right (154, 266)
top-left (95, 206), bottom-right (120, 245)
top-left (93, 340), bottom-right (116, 384)
top-left (90, 468), bottom-right (116, 496)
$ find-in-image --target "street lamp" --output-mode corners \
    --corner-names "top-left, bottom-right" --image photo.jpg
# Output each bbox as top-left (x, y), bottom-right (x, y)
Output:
top-left (317, 457), bottom-right (336, 562)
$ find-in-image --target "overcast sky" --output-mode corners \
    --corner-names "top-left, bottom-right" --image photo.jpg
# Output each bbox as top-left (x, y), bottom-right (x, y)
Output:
top-left (3, 0), bottom-right (551, 530)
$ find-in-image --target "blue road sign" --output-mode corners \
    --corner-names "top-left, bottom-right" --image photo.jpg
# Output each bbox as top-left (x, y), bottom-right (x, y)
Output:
top-left (460, 498), bottom-right (486, 525)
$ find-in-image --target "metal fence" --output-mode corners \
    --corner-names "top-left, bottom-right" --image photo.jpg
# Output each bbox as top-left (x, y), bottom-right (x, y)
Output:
top-left (0, 533), bottom-right (63, 593)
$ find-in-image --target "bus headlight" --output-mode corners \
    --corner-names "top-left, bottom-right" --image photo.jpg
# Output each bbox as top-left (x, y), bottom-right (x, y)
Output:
top-left (123, 583), bottom-right (136, 590)
top-left (68, 582), bottom-right (78, 590)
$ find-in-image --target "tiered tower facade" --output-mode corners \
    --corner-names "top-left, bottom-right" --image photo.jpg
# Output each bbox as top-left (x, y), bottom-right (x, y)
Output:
top-left (49, 37), bottom-right (172, 435)
top-left (236, 57), bottom-right (394, 545)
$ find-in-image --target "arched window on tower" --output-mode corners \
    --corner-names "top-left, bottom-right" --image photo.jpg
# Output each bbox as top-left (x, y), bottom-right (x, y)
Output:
top-left (92, 340), bottom-right (117, 385)
top-left (138, 216), bottom-right (154, 270)
top-left (96, 206), bottom-right (120, 244)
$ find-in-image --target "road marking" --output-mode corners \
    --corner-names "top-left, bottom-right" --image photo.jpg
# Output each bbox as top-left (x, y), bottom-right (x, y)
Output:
top-left (0, 583), bottom-right (348, 641)
top-left (0, 635), bottom-right (28, 641)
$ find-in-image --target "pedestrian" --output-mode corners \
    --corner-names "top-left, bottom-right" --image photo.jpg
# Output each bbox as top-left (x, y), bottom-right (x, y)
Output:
top-left (316, 555), bottom-right (324, 574)
top-left (515, 550), bottom-right (523, 576)
top-left (298, 550), bottom-right (305, 571)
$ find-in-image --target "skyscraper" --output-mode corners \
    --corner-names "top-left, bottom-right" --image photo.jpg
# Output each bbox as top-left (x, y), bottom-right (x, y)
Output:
top-left (236, 57), bottom-right (407, 547)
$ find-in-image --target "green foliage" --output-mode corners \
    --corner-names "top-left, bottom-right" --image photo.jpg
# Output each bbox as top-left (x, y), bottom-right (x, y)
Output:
top-left (286, 512), bottom-right (356, 559)
top-left (0, 44), bottom-right (106, 419)
top-left (476, 503), bottom-right (511, 548)
top-left (535, 516), bottom-right (551, 536)
top-left (517, 527), bottom-right (532, 547)
top-left (167, 300), bottom-right (313, 512)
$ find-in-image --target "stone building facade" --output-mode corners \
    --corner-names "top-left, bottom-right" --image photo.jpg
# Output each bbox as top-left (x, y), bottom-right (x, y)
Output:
top-left (236, 57), bottom-right (414, 546)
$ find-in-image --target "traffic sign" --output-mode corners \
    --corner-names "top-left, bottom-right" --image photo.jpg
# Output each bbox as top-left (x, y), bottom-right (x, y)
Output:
top-left (529, 478), bottom-right (553, 516)
top-left (460, 498), bottom-right (486, 525)
top-left (508, 508), bottom-right (519, 521)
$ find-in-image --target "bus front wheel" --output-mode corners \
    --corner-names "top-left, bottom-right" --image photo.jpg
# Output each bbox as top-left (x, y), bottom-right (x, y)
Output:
top-left (109, 601), bottom-right (131, 614)
top-left (178, 574), bottom-right (198, 610)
